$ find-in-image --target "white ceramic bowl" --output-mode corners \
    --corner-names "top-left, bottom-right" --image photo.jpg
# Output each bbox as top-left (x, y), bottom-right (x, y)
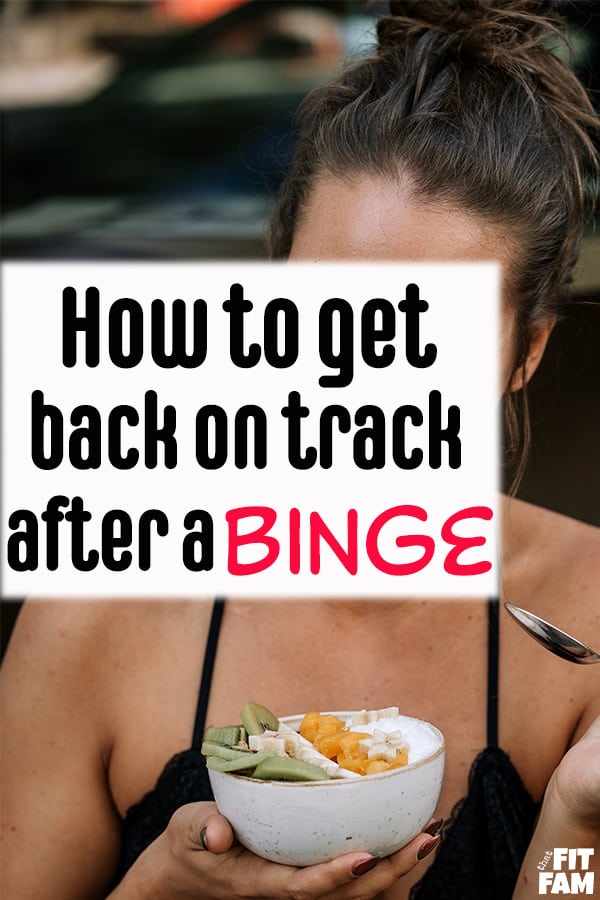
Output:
top-left (207, 711), bottom-right (445, 866)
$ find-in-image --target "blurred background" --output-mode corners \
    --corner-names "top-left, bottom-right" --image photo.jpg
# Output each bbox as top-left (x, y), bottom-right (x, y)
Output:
top-left (1, 0), bottom-right (599, 650)
top-left (2, 0), bottom-right (380, 257)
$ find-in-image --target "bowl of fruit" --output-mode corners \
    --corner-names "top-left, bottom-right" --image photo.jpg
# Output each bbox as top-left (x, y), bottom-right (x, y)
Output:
top-left (203, 701), bottom-right (445, 866)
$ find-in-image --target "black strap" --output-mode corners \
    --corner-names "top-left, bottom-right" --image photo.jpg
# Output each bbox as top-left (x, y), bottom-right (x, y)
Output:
top-left (487, 597), bottom-right (500, 748)
top-left (191, 596), bottom-right (226, 749)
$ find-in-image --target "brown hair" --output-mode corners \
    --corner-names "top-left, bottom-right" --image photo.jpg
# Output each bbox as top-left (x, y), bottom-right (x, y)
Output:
top-left (268, 0), bottom-right (599, 483)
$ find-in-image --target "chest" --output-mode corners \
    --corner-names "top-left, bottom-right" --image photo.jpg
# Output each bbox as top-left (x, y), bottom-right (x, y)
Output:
top-left (107, 599), bottom-right (581, 830)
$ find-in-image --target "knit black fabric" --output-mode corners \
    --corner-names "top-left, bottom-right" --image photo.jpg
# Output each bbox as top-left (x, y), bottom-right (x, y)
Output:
top-left (410, 747), bottom-right (537, 900)
top-left (118, 745), bottom-right (537, 896)
top-left (117, 749), bottom-right (212, 879)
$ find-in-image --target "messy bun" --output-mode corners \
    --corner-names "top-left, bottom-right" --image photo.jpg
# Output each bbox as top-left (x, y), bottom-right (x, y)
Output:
top-left (375, 0), bottom-right (597, 191)
top-left (268, 0), bottom-right (598, 481)
top-left (379, 0), bottom-right (558, 59)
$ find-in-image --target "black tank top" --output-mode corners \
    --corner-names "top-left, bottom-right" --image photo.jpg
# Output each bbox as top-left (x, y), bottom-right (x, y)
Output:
top-left (117, 598), bottom-right (537, 898)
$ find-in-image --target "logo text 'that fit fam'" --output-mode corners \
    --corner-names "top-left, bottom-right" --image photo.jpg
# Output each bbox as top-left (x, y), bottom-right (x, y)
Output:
top-left (538, 848), bottom-right (595, 895)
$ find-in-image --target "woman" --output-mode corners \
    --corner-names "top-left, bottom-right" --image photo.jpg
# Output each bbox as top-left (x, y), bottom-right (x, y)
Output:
top-left (2, 1), bottom-right (599, 898)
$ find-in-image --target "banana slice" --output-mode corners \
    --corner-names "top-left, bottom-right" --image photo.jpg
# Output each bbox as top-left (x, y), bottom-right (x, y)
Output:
top-left (247, 732), bottom-right (297, 758)
top-left (359, 728), bottom-right (409, 762)
top-left (350, 707), bottom-right (400, 726)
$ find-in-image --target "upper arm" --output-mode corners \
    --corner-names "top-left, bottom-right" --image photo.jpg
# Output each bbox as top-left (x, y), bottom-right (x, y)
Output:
top-left (566, 523), bottom-right (600, 743)
top-left (572, 662), bottom-right (600, 745)
top-left (567, 528), bottom-right (600, 746)
top-left (1, 600), bottom-right (123, 900)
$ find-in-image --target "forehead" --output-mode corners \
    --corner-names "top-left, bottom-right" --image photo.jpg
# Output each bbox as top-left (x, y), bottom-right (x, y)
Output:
top-left (289, 172), bottom-right (513, 268)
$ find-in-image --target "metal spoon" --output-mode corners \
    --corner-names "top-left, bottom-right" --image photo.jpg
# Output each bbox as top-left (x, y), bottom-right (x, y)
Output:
top-left (504, 603), bottom-right (600, 665)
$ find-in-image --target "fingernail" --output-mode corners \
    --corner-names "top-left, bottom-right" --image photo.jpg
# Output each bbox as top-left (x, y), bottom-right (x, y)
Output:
top-left (199, 826), bottom-right (209, 851)
top-left (417, 834), bottom-right (441, 860)
top-left (351, 856), bottom-right (379, 876)
top-left (424, 818), bottom-right (444, 837)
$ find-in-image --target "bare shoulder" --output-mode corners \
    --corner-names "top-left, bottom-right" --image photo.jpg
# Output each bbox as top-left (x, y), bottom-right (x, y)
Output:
top-left (7, 596), bottom-right (211, 659)
top-left (503, 497), bottom-right (600, 622)
top-left (3, 598), bottom-right (212, 740)
top-left (3, 599), bottom-right (119, 730)
top-left (505, 496), bottom-right (600, 552)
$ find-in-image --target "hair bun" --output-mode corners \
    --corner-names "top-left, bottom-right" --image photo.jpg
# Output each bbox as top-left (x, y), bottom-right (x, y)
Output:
top-left (379, 0), bottom-right (560, 62)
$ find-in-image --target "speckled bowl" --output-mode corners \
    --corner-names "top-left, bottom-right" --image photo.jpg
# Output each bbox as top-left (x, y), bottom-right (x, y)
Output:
top-left (207, 711), bottom-right (445, 866)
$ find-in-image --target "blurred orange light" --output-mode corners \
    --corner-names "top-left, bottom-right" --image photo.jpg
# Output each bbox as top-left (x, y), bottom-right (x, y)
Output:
top-left (157, 0), bottom-right (248, 24)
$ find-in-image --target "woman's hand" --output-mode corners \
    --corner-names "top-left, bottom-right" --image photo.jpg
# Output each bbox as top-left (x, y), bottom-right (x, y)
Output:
top-left (112, 802), bottom-right (441, 899)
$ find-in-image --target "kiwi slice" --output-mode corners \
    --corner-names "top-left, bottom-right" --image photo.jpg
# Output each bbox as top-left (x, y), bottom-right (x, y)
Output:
top-left (200, 741), bottom-right (253, 760)
top-left (206, 750), bottom-right (276, 773)
top-left (204, 726), bottom-right (241, 746)
top-left (252, 756), bottom-right (331, 782)
top-left (240, 701), bottom-right (280, 736)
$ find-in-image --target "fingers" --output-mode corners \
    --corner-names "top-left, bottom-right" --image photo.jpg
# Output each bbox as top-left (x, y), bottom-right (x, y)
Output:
top-left (382, 830), bottom-right (442, 872)
top-left (285, 830), bottom-right (441, 898)
top-left (414, 831), bottom-right (442, 861)
top-left (201, 814), bottom-right (236, 854)
top-left (423, 817), bottom-right (444, 836)
top-left (168, 804), bottom-right (443, 899)
top-left (170, 802), bottom-right (235, 855)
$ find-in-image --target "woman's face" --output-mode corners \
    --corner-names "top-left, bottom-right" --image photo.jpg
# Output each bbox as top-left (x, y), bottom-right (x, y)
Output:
top-left (289, 173), bottom-right (551, 389)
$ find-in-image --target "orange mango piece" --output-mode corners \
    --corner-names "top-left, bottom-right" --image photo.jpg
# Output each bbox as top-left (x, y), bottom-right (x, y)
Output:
top-left (300, 715), bottom-right (411, 776)
top-left (338, 731), bottom-right (371, 760)
top-left (300, 713), bottom-right (345, 756)
top-left (299, 712), bottom-right (322, 743)
top-left (314, 714), bottom-right (345, 737)
top-left (314, 731), bottom-right (344, 759)
top-left (338, 756), bottom-right (369, 775)
top-left (364, 751), bottom-right (409, 775)
top-left (365, 759), bottom-right (391, 775)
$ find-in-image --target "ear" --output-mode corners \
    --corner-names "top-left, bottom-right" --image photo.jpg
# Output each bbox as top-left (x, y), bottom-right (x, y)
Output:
top-left (507, 319), bottom-right (555, 393)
